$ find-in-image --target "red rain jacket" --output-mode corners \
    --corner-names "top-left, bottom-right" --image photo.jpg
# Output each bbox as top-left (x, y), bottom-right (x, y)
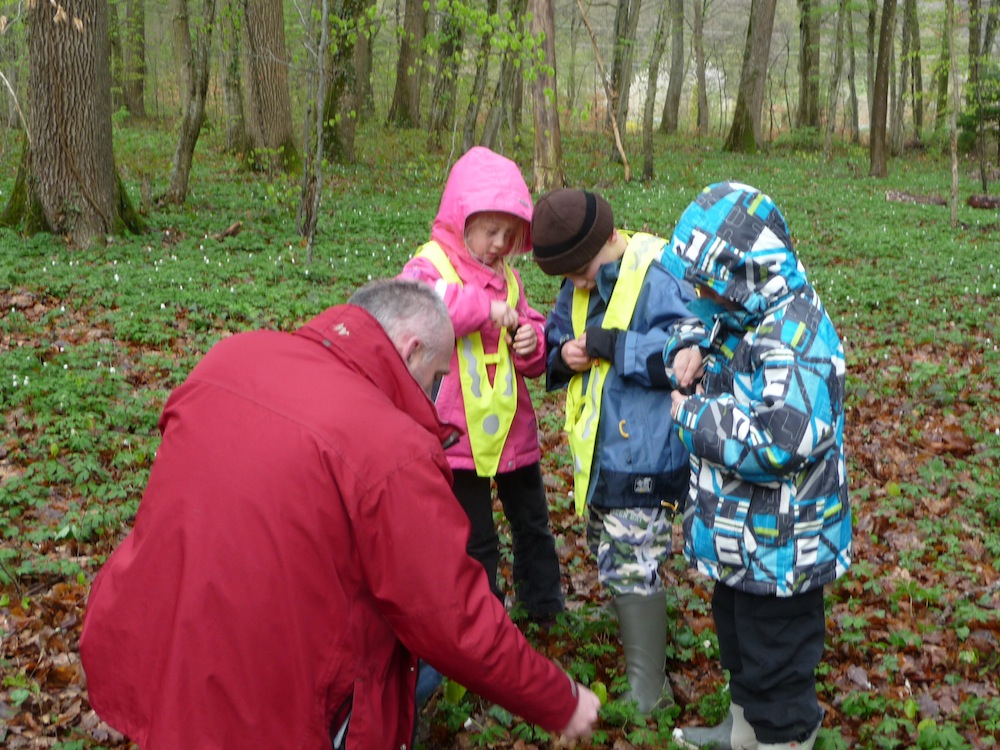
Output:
top-left (80, 304), bottom-right (578, 749)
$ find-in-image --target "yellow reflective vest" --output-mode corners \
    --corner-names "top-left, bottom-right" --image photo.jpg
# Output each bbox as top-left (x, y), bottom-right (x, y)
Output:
top-left (418, 241), bottom-right (518, 477)
top-left (565, 232), bottom-right (662, 514)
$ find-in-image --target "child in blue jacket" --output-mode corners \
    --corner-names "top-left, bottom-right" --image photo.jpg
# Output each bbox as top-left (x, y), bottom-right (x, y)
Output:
top-left (532, 188), bottom-right (698, 714)
top-left (662, 183), bottom-right (852, 750)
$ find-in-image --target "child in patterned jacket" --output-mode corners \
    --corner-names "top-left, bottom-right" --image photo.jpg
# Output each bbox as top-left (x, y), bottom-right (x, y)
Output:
top-left (662, 182), bottom-right (853, 750)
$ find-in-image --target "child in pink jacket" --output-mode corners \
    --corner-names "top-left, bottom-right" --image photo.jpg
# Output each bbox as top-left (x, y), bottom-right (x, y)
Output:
top-left (400, 147), bottom-right (564, 624)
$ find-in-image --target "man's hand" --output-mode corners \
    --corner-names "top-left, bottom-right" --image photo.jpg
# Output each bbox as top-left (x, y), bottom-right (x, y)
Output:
top-left (559, 683), bottom-right (601, 740)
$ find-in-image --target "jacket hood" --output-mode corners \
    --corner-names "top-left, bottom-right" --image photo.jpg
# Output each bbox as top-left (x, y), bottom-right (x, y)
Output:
top-left (296, 305), bottom-right (458, 448)
top-left (430, 146), bottom-right (534, 260)
top-left (664, 182), bottom-right (809, 321)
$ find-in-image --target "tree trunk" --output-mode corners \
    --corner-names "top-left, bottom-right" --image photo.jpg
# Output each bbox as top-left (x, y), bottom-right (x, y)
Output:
top-left (866, 0), bottom-right (876, 126)
top-left (660, 0), bottom-right (684, 134)
top-left (321, 0), bottom-right (367, 164)
top-left (122, 0), bottom-right (146, 119)
top-left (906, 0), bottom-right (922, 138)
top-left (172, 0), bottom-right (194, 112)
top-left (609, 0), bottom-right (643, 158)
top-left (724, 0), bottom-right (777, 153)
top-left (109, 1), bottom-right (124, 111)
top-left (693, 0), bottom-right (708, 136)
top-left (299, 0), bottom-right (331, 258)
top-left (462, 0), bottom-right (498, 151)
top-left (2, 0), bottom-right (143, 243)
top-left (242, 0), bottom-right (298, 172)
top-left (353, 8), bottom-right (378, 120)
top-left (387, 0), bottom-right (427, 128)
top-left (869, 0), bottom-right (897, 177)
top-left (890, 2), bottom-right (908, 154)
top-left (796, 0), bottom-right (821, 128)
top-left (983, 0), bottom-right (999, 58)
top-left (165, 0), bottom-right (218, 203)
top-left (824, 0), bottom-right (847, 156)
top-left (482, 0), bottom-right (527, 150)
top-left (1, 17), bottom-right (25, 129)
top-left (933, 0), bottom-right (951, 128)
top-left (427, 8), bottom-right (464, 150)
top-left (846, 3), bottom-right (860, 142)
top-left (530, 0), bottom-right (563, 191)
top-left (219, 0), bottom-right (249, 154)
top-left (948, 0), bottom-right (958, 226)
top-left (642, 0), bottom-right (668, 180)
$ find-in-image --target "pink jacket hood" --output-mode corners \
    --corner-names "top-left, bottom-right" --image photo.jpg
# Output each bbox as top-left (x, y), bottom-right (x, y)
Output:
top-left (431, 146), bottom-right (534, 255)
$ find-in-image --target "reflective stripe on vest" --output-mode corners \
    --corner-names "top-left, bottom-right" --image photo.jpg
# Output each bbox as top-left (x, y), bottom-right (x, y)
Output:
top-left (565, 232), bottom-right (662, 514)
top-left (418, 241), bottom-right (519, 477)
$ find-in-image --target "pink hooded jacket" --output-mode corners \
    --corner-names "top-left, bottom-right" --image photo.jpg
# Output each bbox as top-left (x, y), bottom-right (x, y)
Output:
top-left (400, 146), bottom-right (546, 474)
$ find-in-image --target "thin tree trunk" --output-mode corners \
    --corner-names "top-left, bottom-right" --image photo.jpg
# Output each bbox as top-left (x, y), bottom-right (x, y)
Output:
top-left (724, 0), bottom-right (777, 153)
top-left (866, 0), bottom-right (877, 127)
top-left (933, 0), bottom-right (951, 128)
top-left (387, 0), bottom-right (426, 128)
top-left (172, 0), bottom-right (194, 112)
top-left (693, 0), bottom-right (708, 136)
top-left (796, 0), bottom-right (820, 128)
top-left (427, 9), bottom-right (463, 150)
top-left (575, 0), bottom-right (631, 178)
top-left (354, 6), bottom-right (378, 120)
top-left (890, 2), bottom-right (909, 154)
top-left (643, 0), bottom-right (669, 180)
top-left (660, 0), bottom-right (684, 134)
top-left (824, 0), bottom-right (847, 157)
top-left (847, 3), bottom-right (860, 142)
top-left (122, 0), bottom-right (146, 119)
top-left (321, 0), bottom-right (366, 164)
top-left (907, 0), bottom-right (922, 138)
top-left (948, 0), bottom-right (958, 226)
top-left (299, 0), bottom-right (331, 257)
top-left (609, 0), bottom-right (643, 157)
top-left (869, 0), bottom-right (896, 177)
top-left (220, 0), bottom-right (249, 154)
top-left (482, 0), bottom-right (526, 150)
top-left (461, 0), bottom-right (498, 151)
top-left (166, 0), bottom-right (218, 204)
top-left (530, 0), bottom-right (564, 191)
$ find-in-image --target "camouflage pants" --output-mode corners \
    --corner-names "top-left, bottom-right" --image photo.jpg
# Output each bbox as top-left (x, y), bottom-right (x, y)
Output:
top-left (586, 506), bottom-right (673, 597)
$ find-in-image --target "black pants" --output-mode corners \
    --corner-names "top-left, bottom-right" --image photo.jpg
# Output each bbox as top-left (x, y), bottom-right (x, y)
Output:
top-left (712, 584), bottom-right (826, 744)
top-left (452, 464), bottom-right (564, 618)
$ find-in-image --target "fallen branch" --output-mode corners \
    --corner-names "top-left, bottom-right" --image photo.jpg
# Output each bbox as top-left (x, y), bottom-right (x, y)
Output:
top-left (213, 221), bottom-right (243, 241)
top-left (967, 194), bottom-right (1000, 209)
top-left (885, 190), bottom-right (947, 206)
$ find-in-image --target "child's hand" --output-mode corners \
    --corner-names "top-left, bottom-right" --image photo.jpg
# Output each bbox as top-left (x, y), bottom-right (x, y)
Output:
top-left (671, 347), bottom-right (704, 391)
top-left (510, 323), bottom-right (538, 357)
top-left (561, 336), bottom-right (593, 372)
top-left (490, 300), bottom-right (519, 330)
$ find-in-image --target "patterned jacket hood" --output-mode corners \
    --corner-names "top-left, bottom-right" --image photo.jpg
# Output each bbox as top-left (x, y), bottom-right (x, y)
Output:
top-left (663, 182), bottom-right (810, 324)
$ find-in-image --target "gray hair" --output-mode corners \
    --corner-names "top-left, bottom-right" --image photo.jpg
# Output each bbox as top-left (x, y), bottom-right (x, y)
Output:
top-left (348, 278), bottom-right (453, 356)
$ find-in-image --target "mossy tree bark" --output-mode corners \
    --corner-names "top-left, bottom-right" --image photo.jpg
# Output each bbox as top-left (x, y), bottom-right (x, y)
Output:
top-left (1, 0), bottom-right (144, 244)
top-left (724, 0), bottom-right (776, 153)
top-left (241, 0), bottom-right (298, 172)
top-left (530, 0), bottom-right (564, 192)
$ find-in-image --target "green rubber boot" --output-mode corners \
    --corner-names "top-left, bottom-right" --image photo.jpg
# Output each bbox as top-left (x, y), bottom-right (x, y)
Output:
top-left (674, 702), bottom-right (757, 750)
top-left (612, 591), bottom-right (674, 714)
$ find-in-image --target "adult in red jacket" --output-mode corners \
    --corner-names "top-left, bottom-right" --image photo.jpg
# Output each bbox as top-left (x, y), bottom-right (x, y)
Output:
top-left (80, 279), bottom-right (600, 749)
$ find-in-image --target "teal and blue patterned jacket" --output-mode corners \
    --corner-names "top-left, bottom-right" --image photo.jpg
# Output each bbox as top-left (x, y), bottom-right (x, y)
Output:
top-left (661, 182), bottom-right (852, 597)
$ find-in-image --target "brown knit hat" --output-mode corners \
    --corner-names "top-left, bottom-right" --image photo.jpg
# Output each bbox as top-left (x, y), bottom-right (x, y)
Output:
top-left (531, 189), bottom-right (615, 276)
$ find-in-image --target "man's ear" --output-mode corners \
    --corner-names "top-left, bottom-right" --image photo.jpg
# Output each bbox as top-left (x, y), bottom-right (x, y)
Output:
top-left (397, 333), bottom-right (421, 364)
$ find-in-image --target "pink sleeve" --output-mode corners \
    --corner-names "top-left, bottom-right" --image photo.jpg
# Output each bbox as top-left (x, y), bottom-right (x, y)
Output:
top-left (399, 256), bottom-right (491, 339)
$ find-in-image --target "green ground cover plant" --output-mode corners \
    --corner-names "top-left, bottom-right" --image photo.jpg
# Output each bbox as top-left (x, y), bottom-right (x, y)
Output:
top-left (1, 122), bottom-right (998, 749)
